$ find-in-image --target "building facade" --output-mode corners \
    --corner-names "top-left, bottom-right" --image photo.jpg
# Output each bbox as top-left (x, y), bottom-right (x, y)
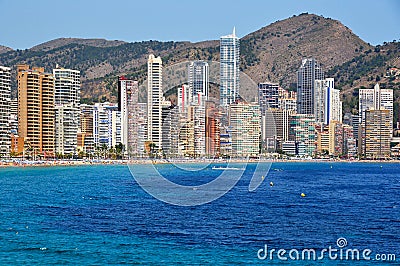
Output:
top-left (289, 114), bottom-right (316, 157)
top-left (229, 103), bottom-right (260, 157)
top-left (53, 67), bottom-right (80, 155)
top-left (0, 66), bottom-right (11, 157)
top-left (359, 83), bottom-right (393, 129)
top-left (205, 101), bottom-right (221, 156)
top-left (17, 64), bottom-right (55, 156)
top-left (188, 61), bottom-right (209, 100)
top-left (297, 58), bottom-right (324, 115)
top-left (147, 54), bottom-right (163, 150)
top-left (93, 103), bottom-right (121, 148)
top-left (118, 76), bottom-right (139, 153)
top-left (360, 109), bottom-right (391, 158)
top-left (314, 78), bottom-right (342, 125)
top-left (77, 104), bottom-right (94, 153)
top-left (55, 103), bottom-right (79, 155)
top-left (258, 82), bottom-right (279, 113)
top-left (220, 28), bottom-right (240, 107)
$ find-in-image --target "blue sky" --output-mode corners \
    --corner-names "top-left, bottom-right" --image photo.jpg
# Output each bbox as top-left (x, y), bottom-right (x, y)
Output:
top-left (0, 0), bottom-right (399, 49)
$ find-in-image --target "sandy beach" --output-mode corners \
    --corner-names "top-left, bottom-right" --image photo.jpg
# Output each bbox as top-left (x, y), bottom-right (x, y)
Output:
top-left (1, 157), bottom-right (400, 168)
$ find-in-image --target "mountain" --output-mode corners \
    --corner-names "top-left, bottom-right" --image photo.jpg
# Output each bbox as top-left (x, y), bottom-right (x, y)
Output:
top-left (0, 13), bottom-right (399, 119)
top-left (239, 13), bottom-right (372, 88)
top-left (30, 38), bottom-right (128, 52)
top-left (0, 45), bottom-right (13, 54)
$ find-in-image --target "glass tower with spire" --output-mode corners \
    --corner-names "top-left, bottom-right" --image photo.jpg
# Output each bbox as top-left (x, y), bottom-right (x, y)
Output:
top-left (220, 27), bottom-right (240, 107)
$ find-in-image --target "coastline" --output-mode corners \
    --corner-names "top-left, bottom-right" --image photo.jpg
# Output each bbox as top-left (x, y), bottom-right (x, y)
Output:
top-left (1, 157), bottom-right (400, 168)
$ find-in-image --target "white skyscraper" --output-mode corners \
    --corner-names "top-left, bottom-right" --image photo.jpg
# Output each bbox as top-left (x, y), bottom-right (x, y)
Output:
top-left (55, 103), bottom-right (80, 155)
top-left (220, 28), bottom-right (240, 107)
top-left (314, 78), bottom-right (342, 125)
top-left (54, 67), bottom-right (80, 106)
top-left (93, 103), bottom-right (121, 148)
top-left (0, 66), bottom-right (11, 157)
top-left (147, 54), bottom-right (163, 150)
top-left (53, 67), bottom-right (80, 155)
top-left (188, 61), bottom-right (209, 101)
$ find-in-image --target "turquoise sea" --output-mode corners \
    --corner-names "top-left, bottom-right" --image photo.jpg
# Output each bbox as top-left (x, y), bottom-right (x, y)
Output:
top-left (0, 162), bottom-right (399, 265)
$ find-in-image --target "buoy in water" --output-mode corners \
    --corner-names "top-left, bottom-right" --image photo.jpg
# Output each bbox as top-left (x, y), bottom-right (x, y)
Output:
top-left (301, 193), bottom-right (306, 197)
top-left (261, 175), bottom-right (265, 180)
top-left (269, 181), bottom-right (274, 187)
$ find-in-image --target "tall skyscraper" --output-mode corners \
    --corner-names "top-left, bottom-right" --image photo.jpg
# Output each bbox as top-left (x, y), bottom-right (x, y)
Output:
top-left (135, 103), bottom-right (148, 157)
top-left (17, 64), bottom-right (55, 156)
top-left (54, 103), bottom-right (79, 155)
top-left (229, 103), bottom-right (260, 157)
top-left (118, 76), bottom-right (138, 152)
top-left (188, 61), bottom-right (209, 100)
top-left (162, 105), bottom-right (179, 157)
top-left (192, 105), bottom-right (206, 157)
top-left (0, 66), bottom-right (11, 157)
top-left (147, 54), bottom-right (163, 150)
top-left (205, 101), bottom-right (220, 156)
top-left (53, 67), bottom-right (80, 155)
top-left (54, 67), bottom-right (80, 106)
top-left (314, 78), bottom-right (342, 124)
top-left (361, 109), bottom-right (391, 158)
top-left (220, 28), bottom-right (240, 107)
top-left (297, 58), bottom-right (324, 114)
top-left (78, 104), bottom-right (94, 153)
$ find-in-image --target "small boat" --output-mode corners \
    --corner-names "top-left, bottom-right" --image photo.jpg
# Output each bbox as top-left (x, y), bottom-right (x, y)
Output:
top-left (212, 166), bottom-right (245, 170)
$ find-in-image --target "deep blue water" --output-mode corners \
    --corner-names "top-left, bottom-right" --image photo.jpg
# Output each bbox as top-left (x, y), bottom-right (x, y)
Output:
top-left (0, 162), bottom-right (399, 265)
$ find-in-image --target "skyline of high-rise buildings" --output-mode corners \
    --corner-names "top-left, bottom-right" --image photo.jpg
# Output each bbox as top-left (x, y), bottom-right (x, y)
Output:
top-left (0, 27), bottom-right (397, 159)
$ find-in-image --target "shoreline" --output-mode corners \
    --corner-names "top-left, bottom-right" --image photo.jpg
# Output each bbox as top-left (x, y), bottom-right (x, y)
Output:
top-left (1, 158), bottom-right (400, 168)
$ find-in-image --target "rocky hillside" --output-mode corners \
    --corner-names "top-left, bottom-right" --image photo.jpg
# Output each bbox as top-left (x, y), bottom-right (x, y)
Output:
top-left (0, 45), bottom-right (13, 54)
top-left (240, 13), bottom-right (372, 88)
top-left (0, 13), bottom-right (399, 119)
top-left (327, 41), bottom-right (400, 116)
top-left (30, 38), bottom-right (127, 52)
